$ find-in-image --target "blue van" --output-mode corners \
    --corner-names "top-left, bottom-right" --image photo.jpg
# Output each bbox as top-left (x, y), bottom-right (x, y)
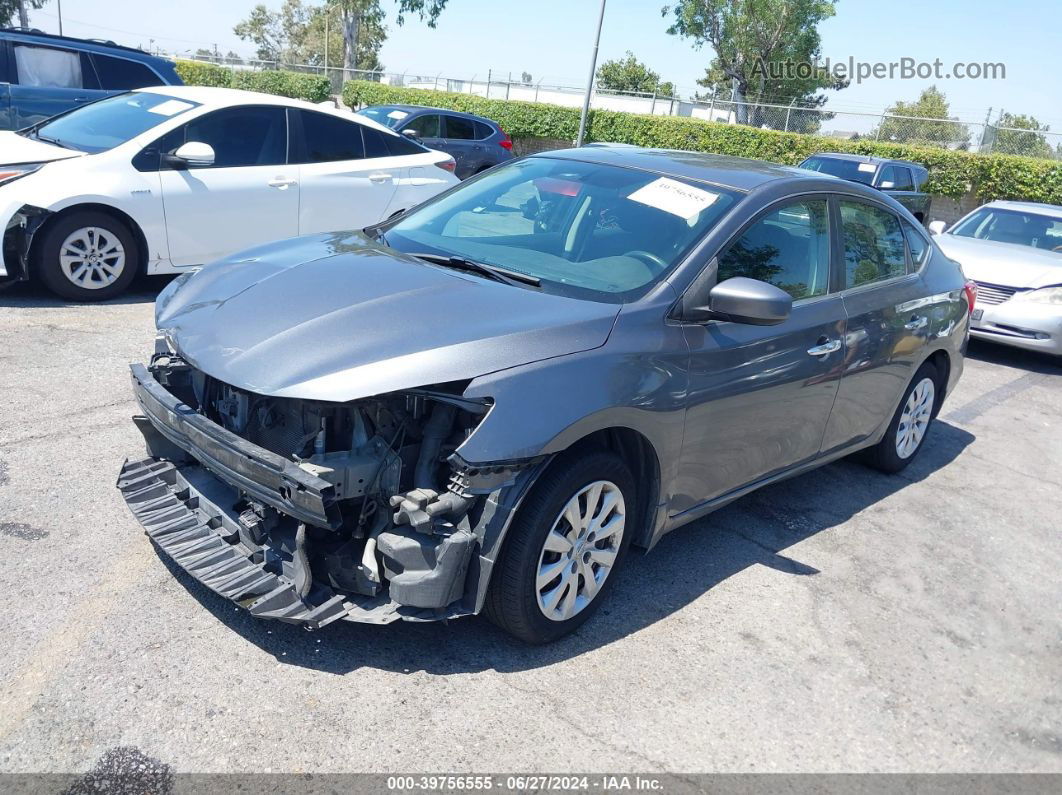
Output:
top-left (0, 29), bottom-right (182, 130)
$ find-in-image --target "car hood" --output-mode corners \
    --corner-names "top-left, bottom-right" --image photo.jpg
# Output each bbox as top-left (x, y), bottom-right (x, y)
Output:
top-left (0, 131), bottom-right (84, 165)
top-left (934, 233), bottom-right (1062, 288)
top-left (156, 232), bottom-right (622, 402)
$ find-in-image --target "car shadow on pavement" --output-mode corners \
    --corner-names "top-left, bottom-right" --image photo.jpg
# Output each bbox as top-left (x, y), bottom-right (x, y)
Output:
top-left (964, 339), bottom-right (1060, 375)
top-left (156, 419), bottom-right (975, 675)
top-left (0, 274), bottom-right (173, 307)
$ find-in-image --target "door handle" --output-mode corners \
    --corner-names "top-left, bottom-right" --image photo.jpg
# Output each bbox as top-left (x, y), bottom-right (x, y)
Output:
top-left (368, 172), bottom-right (393, 183)
top-left (904, 316), bottom-right (928, 331)
top-left (73, 96), bottom-right (91, 102)
top-left (807, 338), bottom-right (841, 357)
top-left (268, 177), bottom-right (297, 188)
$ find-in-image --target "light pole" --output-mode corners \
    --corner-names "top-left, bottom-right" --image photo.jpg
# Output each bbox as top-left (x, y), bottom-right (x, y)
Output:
top-left (56, 0), bottom-right (63, 35)
top-left (575, 0), bottom-right (606, 147)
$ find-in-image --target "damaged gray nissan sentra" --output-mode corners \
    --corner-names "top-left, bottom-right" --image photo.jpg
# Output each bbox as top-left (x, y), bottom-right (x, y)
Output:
top-left (118, 147), bottom-right (972, 643)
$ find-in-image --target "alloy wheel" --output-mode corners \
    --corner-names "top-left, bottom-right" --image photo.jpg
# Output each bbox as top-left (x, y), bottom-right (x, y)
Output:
top-left (58, 226), bottom-right (127, 290)
top-left (895, 377), bottom-right (935, 459)
top-left (535, 480), bottom-right (626, 622)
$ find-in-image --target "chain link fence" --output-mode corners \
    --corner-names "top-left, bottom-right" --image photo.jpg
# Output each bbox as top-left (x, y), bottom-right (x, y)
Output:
top-left (179, 53), bottom-right (1061, 160)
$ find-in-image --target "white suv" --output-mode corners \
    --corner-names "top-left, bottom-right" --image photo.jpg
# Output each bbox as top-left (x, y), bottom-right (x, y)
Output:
top-left (0, 86), bottom-right (459, 300)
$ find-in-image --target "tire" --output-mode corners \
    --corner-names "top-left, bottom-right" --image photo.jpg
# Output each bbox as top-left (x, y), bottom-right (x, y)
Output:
top-left (485, 450), bottom-right (636, 644)
top-left (862, 361), bottom-right (940, 473)
top-left (36, 211), bottom-right (139, 301)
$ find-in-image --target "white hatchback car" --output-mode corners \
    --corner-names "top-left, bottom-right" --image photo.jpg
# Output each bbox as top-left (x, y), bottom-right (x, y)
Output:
top-left (0, 86), bottom-right (459, 300)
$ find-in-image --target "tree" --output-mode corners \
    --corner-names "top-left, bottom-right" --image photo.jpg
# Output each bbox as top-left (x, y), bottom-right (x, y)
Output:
top-left (596, 51), bottom-right (676, 98)
top-left (663, 0), bottom-right (846, 126)
top-left (0, 0), bottom-right (48, 28)
top-left (872, 86), bottom-right (970, 148)
top-left (992, 113), bottom-right (1053, 159)
top-left (235, 0), bottom-right (387, 70)
top-left (521, 71), bottom-right (533, 85)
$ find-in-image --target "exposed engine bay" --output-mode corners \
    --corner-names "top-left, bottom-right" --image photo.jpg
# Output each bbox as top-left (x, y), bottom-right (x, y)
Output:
top-left (118, 352), bottom-right (538, 628)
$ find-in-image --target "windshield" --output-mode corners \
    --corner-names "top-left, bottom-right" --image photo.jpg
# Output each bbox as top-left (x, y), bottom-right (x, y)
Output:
top-left (800, 156), bottom-right (877, 185)
top-left (355, 106), bottom-right (406, 130)
top-left (950, 207), bottom-right (1062, 253)
top-left (384, 157), bottom-right (740, 302)
top-left (27, 92), bottom-right (199, 154)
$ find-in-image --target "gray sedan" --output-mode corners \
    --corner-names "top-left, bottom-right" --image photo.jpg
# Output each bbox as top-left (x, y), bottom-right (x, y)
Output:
top-left (120, 148), bottom-right (971, 643)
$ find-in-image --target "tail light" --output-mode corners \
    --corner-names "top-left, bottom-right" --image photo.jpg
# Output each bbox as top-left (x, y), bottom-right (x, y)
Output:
top-left (498, 130), bottom-right (513, 151)
top-left (435, 158), bottom-right (456, 173)
top-left (963, 280), bottom-right (977, 314)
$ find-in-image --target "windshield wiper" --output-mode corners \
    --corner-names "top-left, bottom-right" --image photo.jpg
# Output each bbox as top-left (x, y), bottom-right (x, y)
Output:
top-left (33, 132), bottom-right (75, 150)
top-left (409, 252), bottom-right (540, 287)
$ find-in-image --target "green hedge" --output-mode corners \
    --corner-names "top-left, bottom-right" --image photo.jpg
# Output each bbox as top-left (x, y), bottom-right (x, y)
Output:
top-left (342, 81), bottom-right (1062, 204)
top-left (175, 60), bottom-right (331, 104)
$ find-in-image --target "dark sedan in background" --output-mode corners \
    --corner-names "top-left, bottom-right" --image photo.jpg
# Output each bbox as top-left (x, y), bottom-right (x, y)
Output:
top-left (357, 103), bottom-right (514, 178)
top-left (120, 148), bottom-right (972, 644)
top-left (800, 152), bottom-right (932, 223)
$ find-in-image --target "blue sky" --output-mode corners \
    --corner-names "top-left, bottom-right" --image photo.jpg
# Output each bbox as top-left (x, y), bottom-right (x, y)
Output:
top-left (28, 0), bottom-right (1062, 126)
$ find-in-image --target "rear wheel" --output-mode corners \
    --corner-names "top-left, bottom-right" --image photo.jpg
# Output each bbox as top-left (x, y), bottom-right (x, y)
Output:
top-left (36, 211), bottom-right (139, 301)
top-left (862, 361), bottom-right (939, 473)
top-left (485, 451), bottom-right (635, 644)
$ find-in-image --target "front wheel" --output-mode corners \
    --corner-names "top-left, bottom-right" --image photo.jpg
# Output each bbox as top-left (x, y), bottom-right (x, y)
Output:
top-left (862, 361), bottom-right (939, 473)
top-left (36, 211), bottom-right (139, 301)
top-left (485, 451), bottom-right (635, 644)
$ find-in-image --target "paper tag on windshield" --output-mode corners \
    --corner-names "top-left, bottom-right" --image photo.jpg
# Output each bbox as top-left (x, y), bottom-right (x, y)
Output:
top-left (627, 177), bottom-right (720, 220)
top-left (857, 162), bottom-right (877, 173)
top-left (387, 110), bottom-right (409, 120)
top-left (148, 99), bottom-right (195, 116)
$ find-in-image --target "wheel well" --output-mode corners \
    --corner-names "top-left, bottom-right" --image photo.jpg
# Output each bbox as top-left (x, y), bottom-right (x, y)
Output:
top-left (926, 349), bottom-right (951, 415)
top-left (552, 427), bottom-right (661, 547)
top-left (29, 203), bottom-right (148, 276)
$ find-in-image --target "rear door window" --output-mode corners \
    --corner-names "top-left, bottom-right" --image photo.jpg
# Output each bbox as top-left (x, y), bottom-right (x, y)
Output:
top-left (90, 54), bottom-right (160, 90)
top-left (473, 120), bottom-right (494, 140)
top-left (444, 115), bottom-right (476, 140)
top-left (839, 200), bottom-right (908, 288)
top-left (13, 44), bottom-right (86, 88)
top-left (903, 221), bottom-right (930, 271)
top-left (879, 165), bottom-right (915, 191)
top-left (296, 109), bottom-right (365, 162)
top-left (717, 199), bottom-right (832, 300)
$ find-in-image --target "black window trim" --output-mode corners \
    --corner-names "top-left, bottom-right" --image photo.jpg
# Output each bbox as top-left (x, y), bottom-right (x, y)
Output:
top-left (832, 193), bottom-right (919, 295)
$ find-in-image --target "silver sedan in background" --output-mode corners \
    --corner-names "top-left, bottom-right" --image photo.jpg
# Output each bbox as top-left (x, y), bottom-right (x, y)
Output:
top-left (930, 201), bottom-right (1062, 356)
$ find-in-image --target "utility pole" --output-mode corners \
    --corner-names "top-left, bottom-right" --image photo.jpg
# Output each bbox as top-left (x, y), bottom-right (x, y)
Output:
top-left (977, 106), bottom-right (993, 152)
top-left (576, 0), bottom-right (606, 147)
top-left (56, 0), bottom-right (63, 34)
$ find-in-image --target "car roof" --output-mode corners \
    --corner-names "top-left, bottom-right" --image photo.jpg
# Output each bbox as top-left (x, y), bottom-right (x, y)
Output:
top-left (805, 151), bottom-right (925, 171)
top-left (136, 86), bottom-right (395, 131)
top-left (534, 147), bottom-right (822, 193)
top-left (364, 104), bottom-right (498, 126)
top-left (0, 27), bottom-right (162, 61)
top-left (982, 200), bottom-right (1062, 220)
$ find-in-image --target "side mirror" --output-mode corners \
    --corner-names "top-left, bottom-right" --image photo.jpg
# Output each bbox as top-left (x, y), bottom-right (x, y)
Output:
top-left (928, 220), bottom-right (947, 236)
top-left (401, 128), bottom-right (420, 140)
top-left (164, 141), bottom-right (215, 168)
top-left (689, 277), bottom-right (793, 326)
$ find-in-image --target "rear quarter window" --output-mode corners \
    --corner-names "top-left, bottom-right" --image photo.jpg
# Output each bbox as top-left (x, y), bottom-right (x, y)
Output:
top-left (91, 54), bottom-right (161, 90)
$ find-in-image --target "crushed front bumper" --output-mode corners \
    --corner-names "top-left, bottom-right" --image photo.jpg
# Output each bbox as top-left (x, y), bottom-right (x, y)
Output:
top-left (121, 363), bottom-right (485, 628)
top-left (970, 300), bottom-right (1062, 356)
